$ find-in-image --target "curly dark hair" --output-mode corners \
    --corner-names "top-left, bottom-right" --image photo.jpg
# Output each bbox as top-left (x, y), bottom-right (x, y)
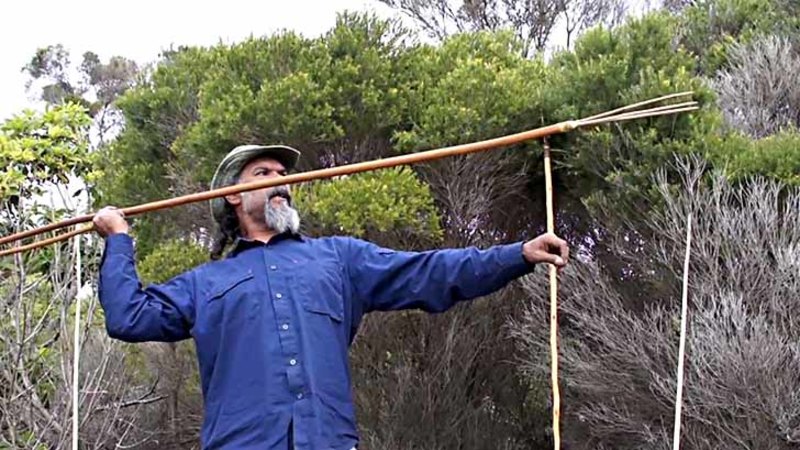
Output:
top-left (210, 201), bottom-right (240, 260)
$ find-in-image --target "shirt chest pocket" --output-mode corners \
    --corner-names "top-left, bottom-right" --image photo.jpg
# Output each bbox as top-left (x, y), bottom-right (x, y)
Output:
top-left (294, 261), bottom-right (345, 323)
top-left (204, 270), bottom-right (259, 325)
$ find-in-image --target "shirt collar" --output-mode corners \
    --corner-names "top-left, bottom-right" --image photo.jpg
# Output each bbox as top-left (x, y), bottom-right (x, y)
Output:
top-left (227, 231), bottom-right (305, 258)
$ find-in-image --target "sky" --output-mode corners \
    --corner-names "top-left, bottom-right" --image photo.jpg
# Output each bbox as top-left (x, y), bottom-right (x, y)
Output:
top-left (0, 0), bottom-right (394, 122)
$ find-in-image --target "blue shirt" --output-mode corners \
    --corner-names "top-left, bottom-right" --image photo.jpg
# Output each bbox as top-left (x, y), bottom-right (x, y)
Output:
top-left (98, 232), bottom-right (534, 449)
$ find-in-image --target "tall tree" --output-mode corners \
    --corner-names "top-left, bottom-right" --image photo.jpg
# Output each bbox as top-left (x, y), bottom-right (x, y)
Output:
top-left (0, 105), bottom-right (160, 449)
top-left (377, 0), bottom-right (628, 55)
top-left (23, 45), bottom-right (139, 145)
top-left (0, 103), bottom-right (95, 233)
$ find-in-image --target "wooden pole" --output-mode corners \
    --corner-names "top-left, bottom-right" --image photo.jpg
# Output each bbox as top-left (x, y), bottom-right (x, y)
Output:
top-left (673, 212), bottom-right (693, 450)
top-left (0, 95), bottom-right (699, 257)
top-left (71, 233), bottom-right (82, 450)
top-left (543, 138), bottom-right (561, 449)
top-left (0, 121), bottom-right (576, 252)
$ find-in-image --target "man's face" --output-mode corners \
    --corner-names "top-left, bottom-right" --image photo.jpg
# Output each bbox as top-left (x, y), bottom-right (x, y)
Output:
top-left (238, 157), bottom-right (290, 208)
top-left (235, 156), bottom-right (300, 234)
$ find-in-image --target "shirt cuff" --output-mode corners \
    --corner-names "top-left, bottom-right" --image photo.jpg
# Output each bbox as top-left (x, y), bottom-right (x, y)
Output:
top-left (497, 241), bottom-right (536, 276)
top-left (104, 233), bottom-right (134, 256)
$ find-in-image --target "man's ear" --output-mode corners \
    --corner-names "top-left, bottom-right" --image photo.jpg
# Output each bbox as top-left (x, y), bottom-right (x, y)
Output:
top-left (225, 193), bottom-right (242, 207)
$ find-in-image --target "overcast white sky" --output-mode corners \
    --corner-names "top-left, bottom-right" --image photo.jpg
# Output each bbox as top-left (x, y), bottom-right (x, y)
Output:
top-left (0, 0), bottom-right (394, 122)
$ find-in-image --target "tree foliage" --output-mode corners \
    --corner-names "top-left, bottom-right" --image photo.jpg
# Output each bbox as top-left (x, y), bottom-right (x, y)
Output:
top-left (295, 167), bottom-right (443, 241)
top-left (23, 44), bottom-right (139, 113)
top-left (379, 0), bottom-right (628, 55)
top-left (677, 0), bottom-right (800, 73)
top-left (0, 103), bottom-right (93, 201)
top-left (0, 103), bottom-right (95, 241)
top-left (22, 44), bottom-right (139, 147)
top-left (708, 130), bottom-right (800, 186)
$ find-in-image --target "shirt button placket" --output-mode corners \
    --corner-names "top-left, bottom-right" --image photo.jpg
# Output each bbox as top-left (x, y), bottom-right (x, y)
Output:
top-left (267, 257), bottom-right (305, 406)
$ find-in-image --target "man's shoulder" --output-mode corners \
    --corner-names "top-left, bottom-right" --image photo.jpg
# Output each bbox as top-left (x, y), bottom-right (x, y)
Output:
top-left (300, 234), bottom-right (363, 248)
top-left (299, 235), bottom-right (386, 260)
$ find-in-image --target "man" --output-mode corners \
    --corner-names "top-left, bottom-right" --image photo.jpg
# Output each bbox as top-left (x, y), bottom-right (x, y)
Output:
top-left (94, 144), bottom-right (569, 450)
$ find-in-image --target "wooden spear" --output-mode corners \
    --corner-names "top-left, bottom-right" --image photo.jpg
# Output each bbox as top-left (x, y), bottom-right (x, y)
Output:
top-left (0, 94), bottom-right (697, 257)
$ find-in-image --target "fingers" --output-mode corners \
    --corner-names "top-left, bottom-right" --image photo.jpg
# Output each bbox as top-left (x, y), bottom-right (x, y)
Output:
top-left (542, 233), bottom-right (570, 267)
top-left (92, 206), bottom-right (129, 237)
top-left (96, 206), bottom-right (124, 217)
top-left (537, 250), bottom-right (566, 267)
top-left (522, 232), bottom-right (571, 267)
top-left (551, 233), bottom-right (569, 265)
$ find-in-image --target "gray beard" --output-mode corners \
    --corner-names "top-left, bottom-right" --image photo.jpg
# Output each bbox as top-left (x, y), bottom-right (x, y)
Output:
top-left (264, 200), bottom-right (301, 235)
top-left (242, 188), bottom-right (301, 235)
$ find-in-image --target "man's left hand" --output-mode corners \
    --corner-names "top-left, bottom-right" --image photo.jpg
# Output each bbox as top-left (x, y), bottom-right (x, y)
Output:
top-left (522, 233), bottom-right (570, 267)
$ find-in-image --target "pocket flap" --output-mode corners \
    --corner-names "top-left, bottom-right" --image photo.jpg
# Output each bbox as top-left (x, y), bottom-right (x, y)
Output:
top-left (295, 265), bottom-right (345, 322)
top-left (207, 271), bottom-right (254, 302)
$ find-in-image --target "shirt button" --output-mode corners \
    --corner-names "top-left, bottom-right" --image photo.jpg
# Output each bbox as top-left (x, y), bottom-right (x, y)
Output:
top-left (296, 393), bottom-right (303, 399)
top-left (281, 324), bottom-right (289, 330)
top-left (275, 293), bottom-right (283, 299)
top-left (269, 265), bottom-right (277, 270)
top-left (289, 359), bottom-right (297, 366)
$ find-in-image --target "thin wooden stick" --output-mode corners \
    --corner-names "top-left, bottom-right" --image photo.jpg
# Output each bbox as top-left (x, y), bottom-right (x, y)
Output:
top-left (577, 105), bottom-right (699, 128)
top-left (543, 138), bottom-right (561, 450)
top-left (71, 233), bottom-right (82, 450)
top-left (610, 100), bottom-right (698, 118)
top-left (580, 91), bottom-right (694, 122)
top-left (673, 212), bottom-right (692, 450)
top-left (0, 226), bottom-right (92, 257)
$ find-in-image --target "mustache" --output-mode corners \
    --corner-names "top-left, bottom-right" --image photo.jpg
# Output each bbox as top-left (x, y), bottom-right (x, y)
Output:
top-left (264, 185), bottom-right (292, 205)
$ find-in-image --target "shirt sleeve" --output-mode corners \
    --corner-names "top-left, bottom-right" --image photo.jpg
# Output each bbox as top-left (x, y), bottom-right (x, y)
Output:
top-left (340, 237), bottom-right (535, 313)
top-left (98, 233), bottom-right (195, 343)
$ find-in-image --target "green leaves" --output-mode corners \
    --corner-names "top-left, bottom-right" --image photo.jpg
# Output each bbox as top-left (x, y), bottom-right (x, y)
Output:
top-left (137, 239), bottom-right (209, 284)
top-left (97, 12), bottom-right (427, 254)
top-left (709, 130), bottom-right (800, 185)
top-left (0, 103), bottom-right (94, 201)
top-left (23, 44), bottom-right (138, 112)
top-left (679, 0), bottom-right (800, 73)
top-left (296, 167), bottom-right (442, 240)
top-left (394, 30), bottom-right (554, 159)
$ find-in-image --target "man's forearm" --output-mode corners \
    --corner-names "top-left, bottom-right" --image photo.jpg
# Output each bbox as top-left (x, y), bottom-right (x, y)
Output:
top-left (98, 234), bottom-right (193, 343)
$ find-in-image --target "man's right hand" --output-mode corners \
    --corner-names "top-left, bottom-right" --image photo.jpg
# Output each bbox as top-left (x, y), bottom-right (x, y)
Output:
top-left (93, 206), bottom-right (130, 237)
